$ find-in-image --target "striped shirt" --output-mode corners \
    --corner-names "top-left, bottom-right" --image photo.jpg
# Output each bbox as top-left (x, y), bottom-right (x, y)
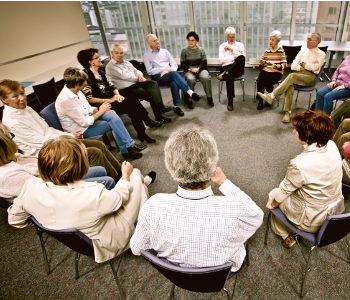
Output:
top-left (261, 47), bottom-right (287, 74)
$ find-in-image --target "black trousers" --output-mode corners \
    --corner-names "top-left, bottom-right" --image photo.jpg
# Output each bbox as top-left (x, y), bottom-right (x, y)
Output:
top-left (256, 70), bottom-right (283, 101)
top-left (220, 55), bottom-right (245, 99)
top-left (119, 81), bottom-right (164, 119)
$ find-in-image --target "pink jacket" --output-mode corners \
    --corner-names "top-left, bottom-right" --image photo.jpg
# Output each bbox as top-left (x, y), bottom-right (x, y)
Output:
top-left (332, 55), bottom-right (350, 89)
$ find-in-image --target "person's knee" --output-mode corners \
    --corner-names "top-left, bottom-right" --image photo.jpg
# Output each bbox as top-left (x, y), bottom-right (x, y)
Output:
top-left (104, 177), bottom-right (116, 190)
top-left (199, 70), bottom-right (209, 80)
top-left (91, 166), bottom-right (107, 176)
top-left (87, 147), bottom-right (103, 164)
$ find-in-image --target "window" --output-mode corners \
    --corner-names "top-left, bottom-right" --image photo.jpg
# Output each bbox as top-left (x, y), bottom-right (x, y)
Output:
top-left (328, 7), bottom-right (337, 15)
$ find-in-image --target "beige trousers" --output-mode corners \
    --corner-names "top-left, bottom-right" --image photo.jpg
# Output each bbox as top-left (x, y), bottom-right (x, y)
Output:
top-left (273, 70), bottom-right (316, 112)
top-left (333, 119), bottom-right (350, 153)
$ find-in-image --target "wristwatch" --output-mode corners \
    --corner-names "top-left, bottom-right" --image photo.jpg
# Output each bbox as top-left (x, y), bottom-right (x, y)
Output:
top-left (299, 62), bottom-right (303, 67)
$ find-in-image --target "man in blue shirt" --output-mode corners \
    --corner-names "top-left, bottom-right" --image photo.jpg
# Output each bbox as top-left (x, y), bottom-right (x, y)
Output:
top-left (143, 34), bottom-right (200, 117)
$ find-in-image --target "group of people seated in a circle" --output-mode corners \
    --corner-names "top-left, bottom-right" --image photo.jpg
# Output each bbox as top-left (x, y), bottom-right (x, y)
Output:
top-left (0, 26), bottom-right (349, 295)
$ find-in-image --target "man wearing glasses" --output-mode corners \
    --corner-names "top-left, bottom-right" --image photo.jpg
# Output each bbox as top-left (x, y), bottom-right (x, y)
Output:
top-left (259, 32), bottom-right (325, 123)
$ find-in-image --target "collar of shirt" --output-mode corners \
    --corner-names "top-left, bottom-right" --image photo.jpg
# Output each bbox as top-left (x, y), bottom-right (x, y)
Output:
top-left (63, 85), bottom-right (81, 100)
top-left (151, 47), bottom-right (160, 53)
top-left (111, 57), bottom-right (124, 65)
top-left (176, 185), bottom-right (214, 200)
top-left (303, 142), bottom-right (327, 153)
top-left (4, 104), bottom-right (24, 115)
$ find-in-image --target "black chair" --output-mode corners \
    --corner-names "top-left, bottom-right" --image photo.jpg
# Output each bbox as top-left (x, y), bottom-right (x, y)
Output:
top-left (40, 103), bottom-right (116, 151)
top-left (218, 75), bottom-right (245, 103)
top-left (0, 196), bottom-right (11, 211)
top-left (31, 216), bottom-right (126, 300)
top-left (318, 46), bottom-right (330, 82)
top-left (32, 77), bottom-right (57, 109)
top-left (264, 207), bottom-right (350, 298)
top-left (282, 45), bottom-right (302, 64)
top-left (253, 77), bottom-right (282, 106)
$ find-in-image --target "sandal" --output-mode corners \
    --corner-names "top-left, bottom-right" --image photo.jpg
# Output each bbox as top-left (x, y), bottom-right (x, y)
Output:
top-left (282, 236), bottom-right (296, 248)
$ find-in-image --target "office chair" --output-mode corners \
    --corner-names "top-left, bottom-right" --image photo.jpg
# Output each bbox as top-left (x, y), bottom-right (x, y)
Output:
top-left (218, 75), bottom-right (245, 103)
top-left (32, 77), bottom-right (57, 109)
top-left (318, 46), bottom-right (330, 82)
top-left (31, 216), bottom-right (126, 300)
top-left (254, 77), bottom-right (283, 106)
top-left (282, 45), bottom-right (302, 64)
top-left (264, 207), bottom-right (350, 298)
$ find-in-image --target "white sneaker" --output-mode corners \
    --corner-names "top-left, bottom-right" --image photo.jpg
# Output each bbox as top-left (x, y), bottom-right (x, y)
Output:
top-left (282, 111), bottom-right (291, 123)
top-left (257, 92), bottom-right (274, 105)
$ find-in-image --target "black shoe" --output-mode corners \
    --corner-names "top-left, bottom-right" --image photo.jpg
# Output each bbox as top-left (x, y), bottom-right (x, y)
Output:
top-left (173, 106), bottom-right (184, 116)
top-left (257, 101), bottom-right (264, 110)
top-left (185, 99), bottom-right (194, 109)
top-left (146, 171), bottom-right (156, 187)
top-left (122, 152), bottom-right (142, 159)
top-left (160, 106), bottom-right (173, 113)
top-left (144, 118), bottom-right (162, 128)
top-left (156, 116), bottom-right (172, 124)
top-left (138, 133), bottom-right (156, 143)
top-left (129, 143), bottom-right (147, 152)
top-left (207, 97), bottom-right (214, 107)
top-left (191, 93), bottom-right (200, 101)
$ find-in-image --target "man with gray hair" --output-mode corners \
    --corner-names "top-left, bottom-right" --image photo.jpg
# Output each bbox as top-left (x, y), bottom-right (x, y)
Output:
top-left (258, 32), bottom-right (325, 123)
top-left (218, 27), bottom-right (246, 111)
top-left (106, 44), bottom-right (172, 125)
top-left (130, 126), bottom-right (263, 274)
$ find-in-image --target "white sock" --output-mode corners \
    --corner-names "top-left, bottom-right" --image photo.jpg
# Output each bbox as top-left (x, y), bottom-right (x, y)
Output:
top-left (187, 90), bottom-right (194, 97)
top-left (271, 93), bottom-right (275, 99)
top-left (144, 176), bottom-right (152, 186)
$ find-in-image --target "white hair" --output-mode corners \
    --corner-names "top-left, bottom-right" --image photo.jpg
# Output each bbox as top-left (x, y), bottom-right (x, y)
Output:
top-left (270, 30), bottom-right (282, 42)
top-left (146, 34), bottom-right (157, 43)
top-left (164, 126), bottom-right (219, 188)
top-left (111, 43), bottom-right (124, 52)
top-left (225, 27), bottom-right (236, 37)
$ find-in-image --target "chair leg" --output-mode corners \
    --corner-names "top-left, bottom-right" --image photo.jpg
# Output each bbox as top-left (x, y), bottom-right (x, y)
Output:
top-left (344, 236), bottom-right (350, 263)
top-left (254, 80), bottom-right (257, 103)
top-left (241, 79), bottom-right (245, 101)
top-left (295, 91), bottom-right (300, 104)
top-left (219, 81), bottom-right (224, 103)
top-left (300, 246), bottom-right (315, 298)
top-left (264, 211), bottom-right (272, 246)
top-left (245, 241), bottom-right (250, 266)
top-left (36, 227), bottom-right (51, 275)
top-left (224, 288), bottom-right (232, 300)
top-left (308, 92), bottom-right (312, 110)
top-left (169, 283), bottom-right (175, 300)
top-left (109, 257), bottom-right (126, 300)
top-left (75, 252), bottom-right (80, 279)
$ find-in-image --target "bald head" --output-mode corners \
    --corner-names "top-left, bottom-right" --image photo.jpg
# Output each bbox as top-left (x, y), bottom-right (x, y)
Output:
top-left (146, 34), bottom-right (160, 51)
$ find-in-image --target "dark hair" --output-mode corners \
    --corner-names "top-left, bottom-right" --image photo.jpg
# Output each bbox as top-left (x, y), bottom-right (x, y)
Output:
top-left (292, 110), bottom-right (334, 147)
top-left (77, 48), bottom-right (98, 69)
top-left (186, 31), bottom-right (199, 42)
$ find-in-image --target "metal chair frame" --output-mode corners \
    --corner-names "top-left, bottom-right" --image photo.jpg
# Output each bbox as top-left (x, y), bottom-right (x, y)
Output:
top-left (181, 75), bottom-right (212, 101)
top-left (253, 77), bottom-right (282, 106)
top-left (264, 207), bottom-right (350, 298)
top-left (31, 216), bottom-right (126, 300)
top-left (218, 75), bottom-right (245, 103)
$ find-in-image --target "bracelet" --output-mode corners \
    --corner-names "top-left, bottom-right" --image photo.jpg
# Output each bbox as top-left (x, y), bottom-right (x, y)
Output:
top-left (270, 201), bottom-right (276, 208)
top-left (103, 99), bottom-right (105, 102)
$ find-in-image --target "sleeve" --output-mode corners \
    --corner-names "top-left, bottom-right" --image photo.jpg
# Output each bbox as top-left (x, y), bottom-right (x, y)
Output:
top-left (275, 161), bottom-right (305, 203)
top-left (96, 179), bottom-right (132, 215)
top-left (7, 181), bottom-right (32, 228)
top-left (261, 50), bottom-right (267, 62)
top-left (219, 43), bottom-right (226, 64)
top-left (82, 80), bottom-right (93, 101)
top-left (167, 51), bottom-right (178, 71)
top-left (291, 50), bottom-right (302, 71)
top-left (180, 48), bottom-right (190, 72)
top-left (198, 48), bottom-right (207, 71)
top-left (143, 52), bottom-right (164, 76)
top-left (305, 50), bottom-right (325, 73)
top-left (59, 98), bottom-right (94, 127)
top-left (279, 49), bottom-right (287, 70)
top-left (106, 75), bottom-right (117, 91)
top-left (130, 203), bottom-right (151, 255)
top-left (238, 43), bottom-right (245, 56)
top-left (3, 171), bottom-right (35, 198)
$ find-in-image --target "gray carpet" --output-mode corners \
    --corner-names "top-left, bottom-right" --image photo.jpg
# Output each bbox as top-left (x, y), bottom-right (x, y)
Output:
top-left (1, 67), bottom-right (350, 300)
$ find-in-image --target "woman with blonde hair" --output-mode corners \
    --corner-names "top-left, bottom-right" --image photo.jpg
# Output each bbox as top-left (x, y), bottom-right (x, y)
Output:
top-left (8, 135), bottom-right (153, 263)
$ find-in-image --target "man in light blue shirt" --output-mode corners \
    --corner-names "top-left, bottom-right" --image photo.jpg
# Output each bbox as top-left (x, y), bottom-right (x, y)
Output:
top-left (143, 34), bottom-right (200, 117)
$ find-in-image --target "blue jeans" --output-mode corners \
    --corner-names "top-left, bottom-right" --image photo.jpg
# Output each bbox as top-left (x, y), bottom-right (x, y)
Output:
top-left (315, 85), bottom-right (350, 115)
top-left (83, 110), bottom-right (134, 154)
top-left (82, 166), bottom-right (116, 190)
top-left (152, 71), bottom-right (191, 106)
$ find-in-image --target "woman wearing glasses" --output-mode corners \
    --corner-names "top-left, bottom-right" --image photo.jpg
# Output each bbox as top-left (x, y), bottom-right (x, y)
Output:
top-left (180, 31), bottom-right (214, 108)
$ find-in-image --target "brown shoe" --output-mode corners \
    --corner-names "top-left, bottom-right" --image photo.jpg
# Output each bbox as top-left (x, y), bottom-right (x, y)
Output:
top-left (227, 98), bottom-right (234, 111)
top-left (282, 236), bottom-right (296, 248)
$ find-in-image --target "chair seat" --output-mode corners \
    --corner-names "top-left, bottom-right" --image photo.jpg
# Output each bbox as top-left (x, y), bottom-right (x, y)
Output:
top-left (234, 75), bottom-right (244, 81)
top-left (295, 85), bottom-right (314, 92)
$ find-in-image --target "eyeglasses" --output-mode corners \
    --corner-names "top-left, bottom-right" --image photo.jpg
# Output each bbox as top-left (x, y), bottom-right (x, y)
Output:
top-left (92, 55), bottom-right (100, 60)
top-left (9, 132), bottom-right (15, 139)
top-left (188, 39), bottom-right (197, 42)
top-left (307, 38), bottom-right (317, 42)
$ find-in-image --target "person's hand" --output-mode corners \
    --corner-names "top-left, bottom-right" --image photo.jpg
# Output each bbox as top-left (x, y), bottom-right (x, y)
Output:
top-left (210, 167), bottom-right (227, 187)
top-left (334, 85), bottom-right (345, 91)
top-left (160, 70), bottom-right (168, 77)
top-left (313, 60), bottom-right (319, 64)
top-left (137, 74), bottom-right (145, 82)
top-left (224, 45), bottom-right (233, 52)
top-left (300, 66), bottom-right (305, 71)
top-left (327, 81), bottom-right (337, 88)
top-left (342, 141), bottom-right (350, 150)
top-left (189, 67), bottom-right (194, 73)
top-left (114, 95), bottom-right (124, 102)
top-left (166, 68), bottom-right (173, 72)
top-left (271, 64), bottom-right (277, 69)
top-left (193, 67), bottom-right (199, 73)
top-left (71, 130), bottom-right (84, 139)
top-left (266, 200), bottom-right (276, 210)
top-left (238, 50), bottom-right (243, 54)
top-left (99, 102), bottom-right (111, 113)
top-left (121, 161), bottom-right (133, 176)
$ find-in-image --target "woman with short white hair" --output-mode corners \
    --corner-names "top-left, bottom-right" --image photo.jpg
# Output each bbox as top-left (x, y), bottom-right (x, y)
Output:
top-left (256, 30), bottom-right (287, 110)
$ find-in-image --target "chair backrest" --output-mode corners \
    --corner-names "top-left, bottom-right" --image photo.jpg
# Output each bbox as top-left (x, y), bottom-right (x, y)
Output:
top-left (0, 196), bottom-right (11, 210)
top-left (316, 212), bottom-right (350, 247)
top-left (32, 77), bottom-right (57, 109)
top-left (312, 62), bottom-right (326, 87)
top-left (31, 216), bottom-right (94, 257)
top-left (318, 46), bottom-right (328, 54)
top-left (141, 250), bottom-right (232, 293)
top-left (282, 45), bottom-right (302, 64)
top-left (40, 102), bottom-right (63, 131)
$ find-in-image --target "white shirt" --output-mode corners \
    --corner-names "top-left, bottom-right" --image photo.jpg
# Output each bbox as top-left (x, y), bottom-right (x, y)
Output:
top-left (2, 105), bottom-right (71, 157)
top-left (219, 41), bottom-right (245, 67)
top-left (291, 47), bottom-right (326, 74)
top-left (106, 58), bottom-right (142, 90)
top-left (130, 179), bottom-right (263, 272)
top-left (55, 86), bottom-right (95, 133)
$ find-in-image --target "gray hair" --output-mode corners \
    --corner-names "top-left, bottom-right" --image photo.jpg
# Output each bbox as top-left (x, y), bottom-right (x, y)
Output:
top-left (270, 30), bottom-right (282, 42)
top-left (111, 43), bottom-right (124, 52)
top-left (164, 126), bottom-right (219, 188)
top-left (63, 67), bottom-right (88, 89)
top-left (146, 34), bottom-right (157, 43)
top-left (311, 32), bottom-right (321, 44)
top-left (225, 27), bottom-right (236, 37)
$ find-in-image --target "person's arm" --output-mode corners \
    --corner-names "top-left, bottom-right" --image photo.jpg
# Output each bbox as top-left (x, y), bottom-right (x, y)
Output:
top-left (279, 49), bottom-right (287, 71)
top-left (130, 203), bottom-right (151, 255)
top-left (143, 51), bottom-right (165, 75)
top-left (167, 50), bottom-right (178, 72)
top-left (291, 50), bottom-right (303, 71)
top-left (3, 170), bottom-right (36, 199)
top-left (219, 43), bottom-right (232, 65)
top-left (198, 48), bottom-right (208, 71)
top-left (304, 50), bottom-right (325, 72)
top-left (180, 48), bottom-right (190, 72)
